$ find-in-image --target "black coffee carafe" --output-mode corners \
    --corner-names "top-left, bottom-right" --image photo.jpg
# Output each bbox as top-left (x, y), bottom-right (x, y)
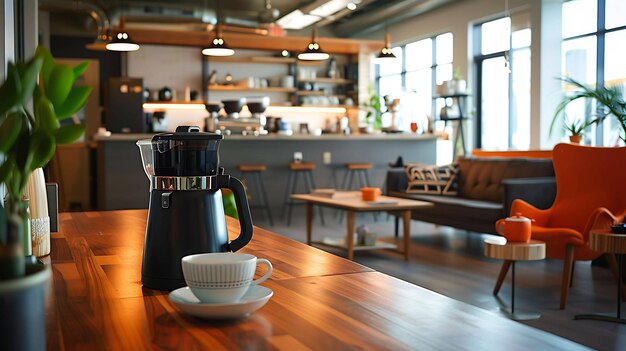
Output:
top-left (136, 126), bottom-right (253, 290)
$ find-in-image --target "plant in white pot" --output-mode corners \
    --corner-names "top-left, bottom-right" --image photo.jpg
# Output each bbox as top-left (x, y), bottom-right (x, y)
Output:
top-left (0, 45), bottom-right (90, 350)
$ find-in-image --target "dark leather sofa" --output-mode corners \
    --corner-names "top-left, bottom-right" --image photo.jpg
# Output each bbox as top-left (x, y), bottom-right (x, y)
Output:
top-left (386, 157), bottom-right (557, 235)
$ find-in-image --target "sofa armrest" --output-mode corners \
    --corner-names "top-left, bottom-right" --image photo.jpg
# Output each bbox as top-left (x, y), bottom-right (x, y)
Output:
top-left (385, 168), bottom-right (408, 194)
top-left (502, 177), bottom-right (556, 217)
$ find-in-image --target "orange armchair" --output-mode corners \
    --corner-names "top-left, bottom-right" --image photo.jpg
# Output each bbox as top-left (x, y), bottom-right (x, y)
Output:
top-left (510, 143), bottom-right (626, 309)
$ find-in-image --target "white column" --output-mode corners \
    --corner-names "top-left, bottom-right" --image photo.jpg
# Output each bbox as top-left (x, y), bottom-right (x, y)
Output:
top-left (530, 0), bottom-right (562, 149)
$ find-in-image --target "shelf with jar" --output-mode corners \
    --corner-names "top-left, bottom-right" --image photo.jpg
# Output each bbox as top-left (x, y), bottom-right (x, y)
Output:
top-left (201, 49), bottom-right (359, 107)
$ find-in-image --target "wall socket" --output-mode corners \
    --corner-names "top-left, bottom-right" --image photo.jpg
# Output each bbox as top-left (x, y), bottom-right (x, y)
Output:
top-left (322, 152), bottom-right (332, 165)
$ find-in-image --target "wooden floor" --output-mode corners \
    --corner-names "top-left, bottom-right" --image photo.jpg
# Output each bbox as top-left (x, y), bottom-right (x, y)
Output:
top-left (252, 208), bottom-right (626, 351)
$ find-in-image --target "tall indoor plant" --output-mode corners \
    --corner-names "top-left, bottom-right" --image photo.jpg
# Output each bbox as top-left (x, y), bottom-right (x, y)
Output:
top-left (551, 76), bottom-right (626, 142)
top-left (0, 45), bottom-right (90, 350)
top-left (0, 46), bottom-right (90, 261)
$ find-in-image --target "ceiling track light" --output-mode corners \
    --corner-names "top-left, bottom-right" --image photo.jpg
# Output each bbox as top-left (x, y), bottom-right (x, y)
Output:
top-left (298, 27), bottom-right (329, 61)
top-left (374, 32), bottom-right (397, 64)
top-left (202, 24), bottom-right (235, 56)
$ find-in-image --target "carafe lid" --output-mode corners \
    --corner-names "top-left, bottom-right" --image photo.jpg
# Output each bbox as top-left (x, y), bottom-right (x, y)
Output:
top-left (152, 126), bottom-right (223, 142)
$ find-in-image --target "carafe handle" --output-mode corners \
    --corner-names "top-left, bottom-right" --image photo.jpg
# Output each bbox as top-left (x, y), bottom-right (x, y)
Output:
top-left (217, 175), bottom-right (253, 252)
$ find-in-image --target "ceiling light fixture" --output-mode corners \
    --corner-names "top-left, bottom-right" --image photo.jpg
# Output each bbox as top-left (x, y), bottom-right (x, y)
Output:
top-left (374, 31), bottom-right (397, 64)
top-left (347, 2), bottom-right (357, 10)
top-left (203, 0), bottom-right (234, 56)
top-left (106, 1), bottom-right (139, 52)
top-left (298, 27), bottom-right (329, 61)
top-left (202, 24), bottom-right (235, 56)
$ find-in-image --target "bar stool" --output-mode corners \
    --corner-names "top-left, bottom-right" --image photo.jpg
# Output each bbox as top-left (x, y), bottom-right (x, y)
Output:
top-left (341, 163), bottom-right (373, 190)
top-left (337, 163), bottom-right (378, 222)
top-left (238, 164), bottom-right (273, 226)
top-left (282, 162), bottom-right (325, 226)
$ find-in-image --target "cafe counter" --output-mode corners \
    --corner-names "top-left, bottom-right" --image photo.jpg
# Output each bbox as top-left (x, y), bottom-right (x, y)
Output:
top-left (95, 133), bottom-right (439, 211)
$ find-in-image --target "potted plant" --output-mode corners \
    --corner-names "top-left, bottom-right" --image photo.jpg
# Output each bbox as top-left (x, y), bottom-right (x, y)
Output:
top-left (563, 118), bottom-right (595, 144)
top-left (552, 76), bottom-right (626, 143)
top-left (361, 87), bottom-right (383, 131)
top-left (0, 46), bottom-right (90, 350)
top-left (444, 67), bottom-right (466, 95)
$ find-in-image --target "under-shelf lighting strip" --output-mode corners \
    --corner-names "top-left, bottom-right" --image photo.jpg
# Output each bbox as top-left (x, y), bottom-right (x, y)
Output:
top-left (143, 102), bottom-right (206, 110)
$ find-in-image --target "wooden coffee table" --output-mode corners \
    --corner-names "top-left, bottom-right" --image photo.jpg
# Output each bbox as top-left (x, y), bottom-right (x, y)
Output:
top-left (575, 230), bottom-right (626, 324)
top-left (484, 238), bottom-right (546, 321)
top-left (290, 193), bottom-right (432, 260)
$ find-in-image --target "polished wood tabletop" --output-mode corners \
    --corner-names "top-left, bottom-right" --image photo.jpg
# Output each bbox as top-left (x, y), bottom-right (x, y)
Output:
top-left (44, 210), bottom-right (589, 350)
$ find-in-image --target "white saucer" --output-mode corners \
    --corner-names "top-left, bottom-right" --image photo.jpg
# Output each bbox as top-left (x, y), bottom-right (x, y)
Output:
top-left (169, 285), bottom-right (273, 319)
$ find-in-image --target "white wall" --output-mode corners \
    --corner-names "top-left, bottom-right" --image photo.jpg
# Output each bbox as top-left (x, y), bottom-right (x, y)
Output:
top-left (358, 0), bottom-right (564, 150)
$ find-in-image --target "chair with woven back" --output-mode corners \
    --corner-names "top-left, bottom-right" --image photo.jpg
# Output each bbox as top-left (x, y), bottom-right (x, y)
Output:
top-left (510, 143), bottom-right (626, 309)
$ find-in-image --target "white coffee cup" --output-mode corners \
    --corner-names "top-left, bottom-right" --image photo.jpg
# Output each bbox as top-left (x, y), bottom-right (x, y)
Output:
top-left (181, 253), bottom-right (272, 304)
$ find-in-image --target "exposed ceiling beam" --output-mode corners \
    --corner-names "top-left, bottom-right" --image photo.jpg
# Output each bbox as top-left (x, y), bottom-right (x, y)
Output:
top-left (333, 0), bottom-right (460, 37)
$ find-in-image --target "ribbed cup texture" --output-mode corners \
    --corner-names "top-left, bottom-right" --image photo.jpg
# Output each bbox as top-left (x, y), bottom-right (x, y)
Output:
top-left (31, 216), bottom-right (50, 257)
top-left (183, 260), bottom-right (256, 289)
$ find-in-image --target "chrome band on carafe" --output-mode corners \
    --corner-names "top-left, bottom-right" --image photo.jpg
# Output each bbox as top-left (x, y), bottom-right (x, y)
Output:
top-left (151, 176), bottom-right (217, 191)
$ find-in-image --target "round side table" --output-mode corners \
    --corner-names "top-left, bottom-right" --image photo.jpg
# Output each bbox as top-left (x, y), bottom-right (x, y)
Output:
top-left (484, 238), bottom-right (546, 321)
top-left (575, 231), bottom-right (626, 324)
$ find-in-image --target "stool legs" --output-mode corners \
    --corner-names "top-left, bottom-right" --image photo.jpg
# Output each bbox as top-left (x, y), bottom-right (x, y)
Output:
top-left (281, 170), bottom-right (294, 221)
top-left (286, 171), bottom-right (300, 226)
top-left (241, 171), bottom-right (273, 226)
top-left (256, 172), bottom-right (274, 226)
top-left (303, 170), bottom-right (324, 225)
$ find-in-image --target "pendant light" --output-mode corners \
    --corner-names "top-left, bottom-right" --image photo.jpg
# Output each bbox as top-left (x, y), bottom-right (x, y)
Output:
top-left (374, 32), bottom-right (397, 64)
top-left (106, 2), bottom-right (139, 52)
top-left (202, 24), bottom-right (235, 56)
top-left (203, 0), bottom-right (234, 56)
top-left (298, 27), bottom-right (329, 61)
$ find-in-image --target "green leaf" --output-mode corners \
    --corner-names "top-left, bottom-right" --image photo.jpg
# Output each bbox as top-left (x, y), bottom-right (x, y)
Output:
top-left (55, 86), bottom-right (92, 120)
top-left (0, 159), bottom-right (12, 185)
top-left (17, 56), bottom-right (43, 105)
top-left (14, 129), bottom-right (32, 173)
top-left (0, 113), bottom-right (23, 152)
top-left (73, 62), bottom-right (89, 79)
top-left (35, 46), bottom-right (55, 84)
top-left (54, 124), bottom-right (85, 144)
top-left (29, 131), bottom-right (55, 170)
top-left (45, 64), bottom-right (74, 109)
top-left (0, 63), bottom-right (22, 117)
top-left (35, 95), bottom-right (59, 131)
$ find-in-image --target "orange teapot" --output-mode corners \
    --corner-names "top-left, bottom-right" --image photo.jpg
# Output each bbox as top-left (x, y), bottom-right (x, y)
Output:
top-left (495, 213), bottom-right (533, 242)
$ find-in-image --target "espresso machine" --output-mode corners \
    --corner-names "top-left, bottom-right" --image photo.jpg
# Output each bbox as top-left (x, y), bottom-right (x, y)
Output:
top-left (217, 98), bottom-right (267, 135)
top-left (136, 126), bottom-right (253, 290)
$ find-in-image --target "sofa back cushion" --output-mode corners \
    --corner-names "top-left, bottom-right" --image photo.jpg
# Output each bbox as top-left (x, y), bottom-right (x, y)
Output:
top-left (457, 157), bottom-right (554, 202)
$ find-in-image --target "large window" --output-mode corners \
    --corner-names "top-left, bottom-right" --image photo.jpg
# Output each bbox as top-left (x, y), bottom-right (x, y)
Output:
top-left (561, 0), bottom-right (626, 146)
top-left (474, 16), bottom-right (531, 151)
top-left (376, 33), bottom-right (453, 130)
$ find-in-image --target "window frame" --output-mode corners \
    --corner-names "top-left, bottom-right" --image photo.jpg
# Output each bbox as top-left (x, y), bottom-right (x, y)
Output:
top-left (473, 16), bottom-right (531, 150)
top-left (375, 32), bottom-right (453, 118)
top-left (561, 0), bottom-right (626, 145)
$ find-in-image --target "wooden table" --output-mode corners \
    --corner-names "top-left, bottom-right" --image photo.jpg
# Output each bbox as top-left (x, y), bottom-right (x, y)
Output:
top-left (575, 231), bottom-right (626, 324)
top-left (484, 238), bottom-right (546, 321)
top-left (43, 210), bottom-right (589, 350)
top-left (291, 193), bottom-right (432, 260)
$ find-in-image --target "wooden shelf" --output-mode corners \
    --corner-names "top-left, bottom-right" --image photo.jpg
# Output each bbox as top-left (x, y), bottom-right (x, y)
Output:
top-left (208, 86), bottom-right (297, 93)
top-left (297, 90), bottom-right (325, 96)
top-left (299, 78), bottom-right (355, 84)
top-left (207, 56), bottom-right (296, 64)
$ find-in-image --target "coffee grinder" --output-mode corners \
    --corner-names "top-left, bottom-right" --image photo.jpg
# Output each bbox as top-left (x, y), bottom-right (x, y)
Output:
top-left (136, 126), bottom-right (254, 290)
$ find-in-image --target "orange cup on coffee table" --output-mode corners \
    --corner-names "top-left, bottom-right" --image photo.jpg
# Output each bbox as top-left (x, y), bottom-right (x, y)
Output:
top-left (361, 187), bottom-right (382, 202)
